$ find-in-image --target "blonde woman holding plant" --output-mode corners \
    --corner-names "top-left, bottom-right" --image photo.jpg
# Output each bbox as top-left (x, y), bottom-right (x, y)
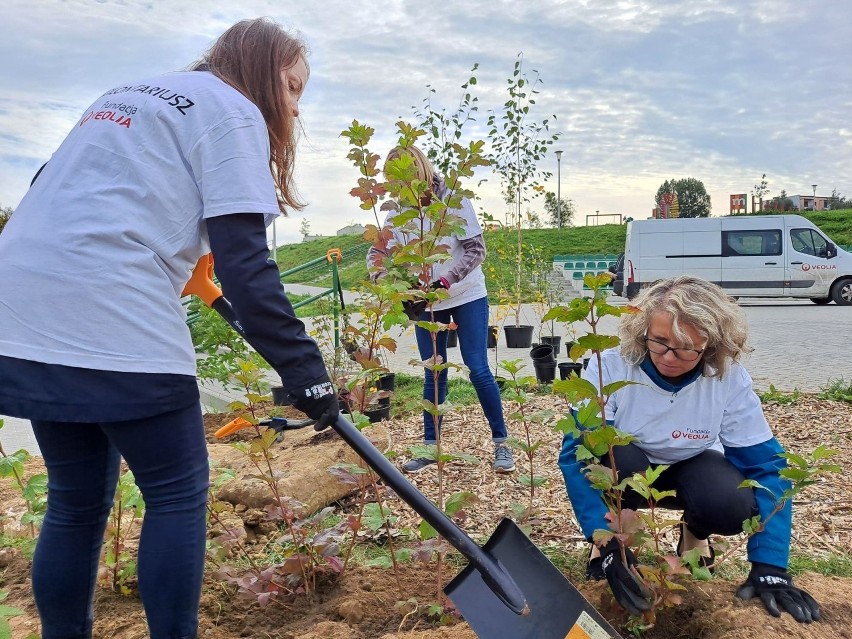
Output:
top-left (367, 145), bottom-right (515, 474)
top-left (558, 276), bottom-right (819, 623)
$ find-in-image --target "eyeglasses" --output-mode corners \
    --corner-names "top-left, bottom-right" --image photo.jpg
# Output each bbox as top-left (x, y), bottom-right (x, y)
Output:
top-left (644, 336), bottom-right (705, 362)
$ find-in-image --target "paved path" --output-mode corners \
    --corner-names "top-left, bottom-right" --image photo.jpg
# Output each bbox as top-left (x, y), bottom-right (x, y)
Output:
top-left (3, 295), bottom-right (850, 455)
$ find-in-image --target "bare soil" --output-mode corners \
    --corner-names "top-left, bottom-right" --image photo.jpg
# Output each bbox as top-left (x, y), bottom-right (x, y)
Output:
top-left (1, 395), bottom-right (851, 639)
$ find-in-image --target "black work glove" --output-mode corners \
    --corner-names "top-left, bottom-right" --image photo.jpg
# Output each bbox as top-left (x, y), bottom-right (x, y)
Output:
top-left (430, 279), bottom-right (448, 290)
top-left (736, 562), bottom-right (821, 623)
top-left (599, 538), bottom-right (652, 616)
top-left (402, 299), bottom-right (427, 321)
top-left (288, 374), bottom-right (339, 431)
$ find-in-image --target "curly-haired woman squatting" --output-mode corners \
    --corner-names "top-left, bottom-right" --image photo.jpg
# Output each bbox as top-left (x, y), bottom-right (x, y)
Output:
top-left (558, 276), bottom-right (820, 623)
top-left (0, 19), bottom-right (338, 639)
top-left (367, 146), bottom-right (515, 475)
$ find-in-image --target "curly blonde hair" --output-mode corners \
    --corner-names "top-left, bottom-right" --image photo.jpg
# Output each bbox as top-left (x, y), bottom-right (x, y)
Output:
top-left (619, 276), bottom-right (751, 379)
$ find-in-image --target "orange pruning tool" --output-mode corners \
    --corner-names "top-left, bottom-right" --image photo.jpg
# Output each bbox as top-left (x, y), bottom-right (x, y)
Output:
top-left (214, 415), bottom-right (314, 441)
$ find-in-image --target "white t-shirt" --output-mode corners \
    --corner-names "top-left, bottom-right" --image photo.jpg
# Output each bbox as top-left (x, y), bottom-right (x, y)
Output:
top-left (583, 349), bottom-right (772, 464)
top-left (0, 71), bottom-right (280, 375)
top-left (382, 187), bottom-right (487, 310)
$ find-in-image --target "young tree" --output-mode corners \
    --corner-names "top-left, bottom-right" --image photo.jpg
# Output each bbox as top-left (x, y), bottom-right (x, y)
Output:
top-left (0, 205), bottom-right (12, 234)
top-left (299, 217), bottom-right (311, 239)
top-left (487, 53), bottom-right (560, 327)
top-left (827, 189), bottom-right (851, 211)
top-left (753, 174), bottom-right (770, 201)
top-left (655, 178), bottom-right (711, 218)
top-left (766, 190), bottom-right (796, 211)
top-left (543, 191), bottom-right (575, 227)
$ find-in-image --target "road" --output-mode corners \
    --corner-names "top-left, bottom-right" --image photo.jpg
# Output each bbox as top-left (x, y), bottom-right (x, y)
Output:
top-left (3, 296), bottom-right (850, 455)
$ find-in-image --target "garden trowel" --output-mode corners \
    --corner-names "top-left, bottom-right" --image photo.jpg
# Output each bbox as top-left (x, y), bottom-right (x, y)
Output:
top-left (183, 254), bottom-right (623, 639)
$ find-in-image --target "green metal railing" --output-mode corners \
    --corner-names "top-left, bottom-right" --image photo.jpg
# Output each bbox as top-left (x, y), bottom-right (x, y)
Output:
top-left (184, 248), bottom-right (345, 348)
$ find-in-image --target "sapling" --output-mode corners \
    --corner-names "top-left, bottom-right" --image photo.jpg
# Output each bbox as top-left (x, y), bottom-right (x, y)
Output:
top-left (100, 469), bottom-right (145, 595)
top-left (499, 359), bottom-right (553, 520)
top-left (486, 53), bottom-right (560, 329)
top-left (0, 590), bottom-right (26, 639)
top-left (0, 420), bottom-right (46, 543)
top-left (344, 117), bottom-right (492, 611)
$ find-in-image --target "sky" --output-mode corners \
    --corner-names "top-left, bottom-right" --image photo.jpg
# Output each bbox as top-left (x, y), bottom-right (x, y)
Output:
top-left (1, 0), bottom-right (850, 246)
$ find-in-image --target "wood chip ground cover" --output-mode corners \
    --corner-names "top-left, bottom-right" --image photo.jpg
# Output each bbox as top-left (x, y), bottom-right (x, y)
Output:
top-left (1, 394), bottom-right (850, 638)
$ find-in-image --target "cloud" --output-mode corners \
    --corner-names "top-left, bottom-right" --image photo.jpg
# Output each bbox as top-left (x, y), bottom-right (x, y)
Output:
top-left (1, 0), bottom-right (850, 246)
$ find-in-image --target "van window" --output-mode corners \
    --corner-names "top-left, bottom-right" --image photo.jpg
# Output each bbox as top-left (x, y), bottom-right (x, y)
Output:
top-left (722, 229), bottom-right (782, 256)
top-left (790, 228), bottom-right (829, 257)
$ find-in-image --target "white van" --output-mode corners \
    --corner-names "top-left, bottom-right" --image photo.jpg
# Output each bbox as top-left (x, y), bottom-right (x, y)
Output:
top-left (622, 214), bottom-right (852, 305)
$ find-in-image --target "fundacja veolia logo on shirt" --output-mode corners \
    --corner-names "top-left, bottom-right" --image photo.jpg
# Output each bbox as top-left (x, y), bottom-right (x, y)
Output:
top-left (79, 110), bottom-right (132, 129)
top-left (671, 428), bottom-right (711, 440)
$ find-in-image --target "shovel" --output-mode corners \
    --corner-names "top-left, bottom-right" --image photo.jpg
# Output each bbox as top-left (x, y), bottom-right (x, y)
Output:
top-left (183, 254), bottom-right (623, 639)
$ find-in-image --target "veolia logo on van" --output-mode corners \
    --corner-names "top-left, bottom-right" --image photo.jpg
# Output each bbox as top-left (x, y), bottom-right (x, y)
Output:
top-left (801, 263), bottom-right (837, 271)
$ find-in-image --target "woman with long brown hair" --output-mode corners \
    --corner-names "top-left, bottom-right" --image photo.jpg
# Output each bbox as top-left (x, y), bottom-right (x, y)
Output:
top-left (0, 18), bottom-right (336, 638)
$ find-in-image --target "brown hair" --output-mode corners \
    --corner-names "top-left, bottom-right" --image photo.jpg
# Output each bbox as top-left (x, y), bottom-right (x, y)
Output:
top-left (619, 275), bottom-right (751, 379)
top-left (192, 18), bottom-right (308, 213)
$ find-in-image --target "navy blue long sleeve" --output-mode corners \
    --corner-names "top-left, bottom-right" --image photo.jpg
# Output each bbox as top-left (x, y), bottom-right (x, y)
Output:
top-left (206, 213), bottom-right (327, 391)
top-left (724, 437), bottom-right (792, 568)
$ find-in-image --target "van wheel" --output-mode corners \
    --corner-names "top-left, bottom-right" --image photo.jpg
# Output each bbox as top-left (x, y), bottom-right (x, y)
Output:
top-left (830, 278), bottom-right (852, 306)
top-left (811, 297), bottom-right (831, 305)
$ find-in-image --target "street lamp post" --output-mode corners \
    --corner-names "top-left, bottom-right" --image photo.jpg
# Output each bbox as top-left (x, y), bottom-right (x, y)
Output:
top-left (555, 150), bottom-right (563, 229)
top-left (812, 184), bottom-right (818, 211)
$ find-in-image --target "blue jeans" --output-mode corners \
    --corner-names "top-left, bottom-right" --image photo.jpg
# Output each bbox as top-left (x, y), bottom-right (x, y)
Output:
top-left (30, 402), bottom-right (209, 639)
top-left (414, 296), bottom-right (507, 444)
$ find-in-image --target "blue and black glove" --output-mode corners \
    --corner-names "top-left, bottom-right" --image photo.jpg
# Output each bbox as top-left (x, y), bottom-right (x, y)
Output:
top-left (736, 562), bottom-right (820, 623)
top-left (288, 374), bottom-right (339, 431)
top-left (599, 538), bottom-right (652, 616)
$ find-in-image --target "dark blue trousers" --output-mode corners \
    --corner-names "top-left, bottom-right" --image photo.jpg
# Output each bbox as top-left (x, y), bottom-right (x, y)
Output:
top-left (30, 402), bottom-right (209, 639)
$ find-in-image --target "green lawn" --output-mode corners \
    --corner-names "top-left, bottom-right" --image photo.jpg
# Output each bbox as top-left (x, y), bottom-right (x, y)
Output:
top-left (275, 209), bottom-right (852, 302)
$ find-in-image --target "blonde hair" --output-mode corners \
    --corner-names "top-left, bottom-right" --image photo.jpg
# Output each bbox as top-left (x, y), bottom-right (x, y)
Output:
top-left (619, 276), bottom-right (751, 379)
top-left (192, 18), bottom-right (309, 214)
top-left (383, 146), bottom-right (436, 186)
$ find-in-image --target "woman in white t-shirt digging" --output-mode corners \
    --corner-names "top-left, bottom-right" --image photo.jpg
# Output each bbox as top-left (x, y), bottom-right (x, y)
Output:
top-left (0, 19), bottom-right (337, 638)
top-left (558, 275), bottom-right (820, 623)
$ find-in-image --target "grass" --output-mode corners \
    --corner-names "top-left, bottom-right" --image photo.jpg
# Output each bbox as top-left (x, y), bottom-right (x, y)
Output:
top-left (391, 372), bottom-right (480, 417)
top-left (273, 209), bottom-right (852, 313)
top-left (789, 550), bottom-right (852, 577)
top-left (818, 377), bottom-right (852, 403)
top-left (757, 385), bottom-right (802, 406)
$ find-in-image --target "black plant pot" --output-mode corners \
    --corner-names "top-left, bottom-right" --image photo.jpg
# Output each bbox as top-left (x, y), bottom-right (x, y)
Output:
top-left (533, 360), bottom-right (557, 384)
top-left (583, 357), bottom-right (591, 370)
top-left (271, 385), bottom-right (291, 406)
top-left (504, 325), bottom-right (534, 348)
top-left (487, 325), bottom-right (499, 349)
top-left (377, 373), bottom-right (396, 391)
top-left (541, 335), bottom-right (562, 354)
top-left (446, 329), bottom-right (458, 348)
top-left (565, 341), bottom-right (578, 360)
top-left (529, 343), bottom-right (555, 363)
top-left (558, 362), bottom-right (584, 380)
top-left (365, 405), bottom-right (391, 423)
